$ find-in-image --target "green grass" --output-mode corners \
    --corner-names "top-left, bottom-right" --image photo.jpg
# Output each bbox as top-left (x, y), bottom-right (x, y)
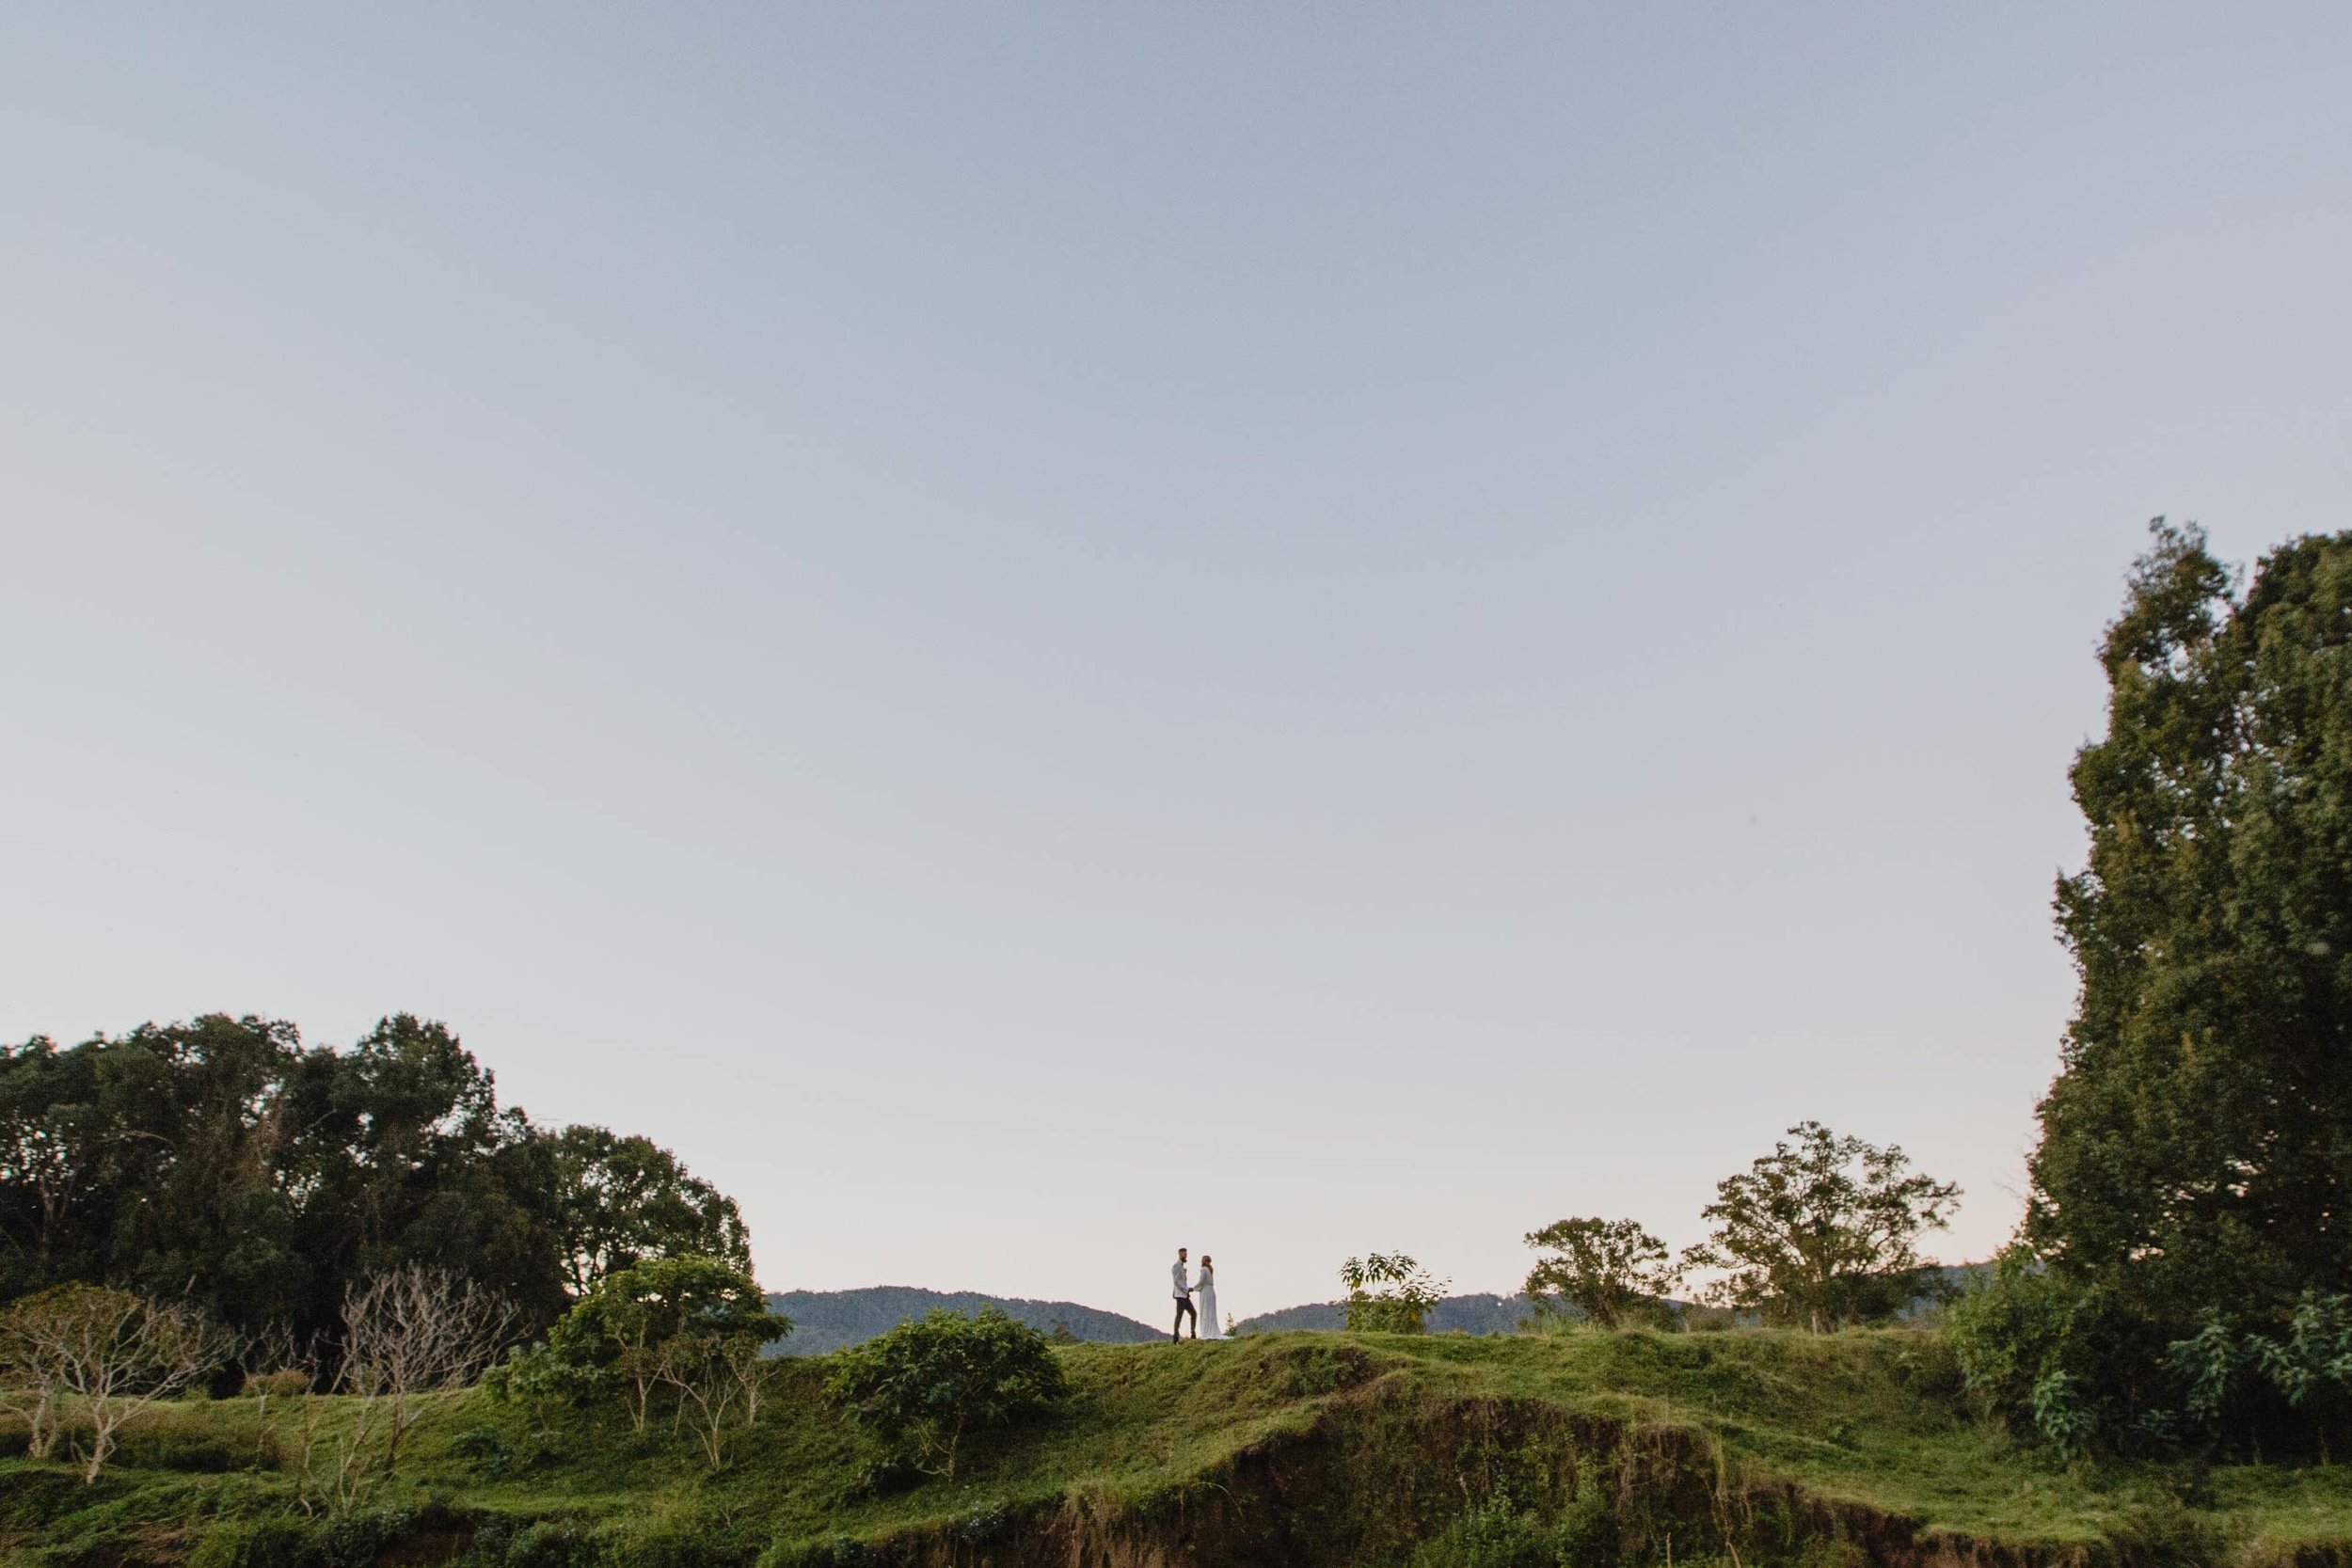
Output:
top-left (6, 1329), bottom-right (2351, 1566)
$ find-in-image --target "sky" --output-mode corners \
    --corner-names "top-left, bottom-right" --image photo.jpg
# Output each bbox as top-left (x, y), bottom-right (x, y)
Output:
top-left (4, 5), bottom-right (2349, 1331)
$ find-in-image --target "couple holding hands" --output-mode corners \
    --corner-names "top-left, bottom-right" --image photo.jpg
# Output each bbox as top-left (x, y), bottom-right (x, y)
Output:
top-left (1169, 1245), bottom-right (1222, 1340)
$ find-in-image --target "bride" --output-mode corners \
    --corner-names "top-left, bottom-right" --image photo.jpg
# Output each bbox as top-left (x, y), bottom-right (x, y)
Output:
top-left (1196, 1255), bottom-right (1222, 1338)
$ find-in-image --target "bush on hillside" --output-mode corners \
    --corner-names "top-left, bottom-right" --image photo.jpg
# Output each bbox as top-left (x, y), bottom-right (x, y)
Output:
top-left (494, 1255), bottom-right (785, 1439)
top-left (823, 1307), bottom-right (1066, 1482)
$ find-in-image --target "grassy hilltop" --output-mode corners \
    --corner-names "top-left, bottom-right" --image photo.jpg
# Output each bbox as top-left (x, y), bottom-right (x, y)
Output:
top-left (8, 1328), bottom-right (2352, 1568)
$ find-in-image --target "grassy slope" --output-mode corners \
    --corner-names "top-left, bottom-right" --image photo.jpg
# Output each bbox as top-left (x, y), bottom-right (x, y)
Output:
top-left (7, 1329), bottom-right (2352, 1565)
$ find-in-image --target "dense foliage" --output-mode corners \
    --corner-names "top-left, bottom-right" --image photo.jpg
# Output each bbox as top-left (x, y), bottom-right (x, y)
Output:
top-left (0, 1013), bottom-right (751, 1352)
top-left (548, 1126), bottom-right (750, 1297)
top-left (1963, 523), bottom-right (2352, 1453)
top-left (501, 1255), bottom-right (785, 1436)
top-left (824, 1307), bottom-right (1067, 1481)
top-left (1680, 1122), bottom-right (1958, 1332)
top-left (496, 1256), bottom-right (787, 1471)
top-left (1522, 1217), bottom-right (1681, 1331)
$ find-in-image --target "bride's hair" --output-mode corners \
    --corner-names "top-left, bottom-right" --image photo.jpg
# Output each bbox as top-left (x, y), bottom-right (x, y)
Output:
top-left (1200, 1256), bottom-right (1212, 1267)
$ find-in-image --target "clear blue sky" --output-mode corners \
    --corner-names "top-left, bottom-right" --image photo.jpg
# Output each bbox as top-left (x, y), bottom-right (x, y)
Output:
top-left (5, 6), bottom-right (2348, 1327)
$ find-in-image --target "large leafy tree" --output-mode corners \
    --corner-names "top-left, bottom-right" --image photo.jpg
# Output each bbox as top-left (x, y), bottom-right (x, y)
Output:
top-left (2029, 522), bottom-right (2352, 1313)
top-left (1987, 522), bottom-right (2352, 1443)
top-left (547, 1124), bottom-right (751, 1295)
top-left (1, 1035), bottom-right (114, 1301)
top-left (0, 1016), bottom-right (312, 1330)
top-left (286, 1014), bottom-right (568, 1334)
top-left (1522, 1216), bottom-right (1682, 1331)
top-left (1681, 1121), bottom-right (1958, 1332)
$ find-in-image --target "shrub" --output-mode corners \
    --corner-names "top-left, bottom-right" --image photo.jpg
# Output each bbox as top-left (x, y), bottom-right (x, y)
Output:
top-left (1340, 1253), bottom-right (1448, 1334)
top-left (114, 1423), bottom-right (240, 1472)
top-left (602, 1521), bottom-right (755, 1568)
top-left (188, 1517), bottom-right (316, 1568)
top-left (241, 1370), bottom-right (311, 1400)
top-left (508, 1256), bottom-right (783, 1441)
top-left (757, 1538), bottom-right (874, 1568)
top-left (1404, 1485), bottom-right (1618, 1568)
top-left (188, 1509), bottom-right (423, 1568)
top-left (824, 1307), bottom-right (1067, 1481)
top-left (481, 1518), bottom-right (606, 1568)
top-left (449, 1425), bottom-right (514, 1470)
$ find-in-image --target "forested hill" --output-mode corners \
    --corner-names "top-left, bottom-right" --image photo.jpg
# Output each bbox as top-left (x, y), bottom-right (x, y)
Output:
top-left (1234, 1292), bottom-right (1538, 1336)
top-left (767, 1286), bottom-right (1162, 1354)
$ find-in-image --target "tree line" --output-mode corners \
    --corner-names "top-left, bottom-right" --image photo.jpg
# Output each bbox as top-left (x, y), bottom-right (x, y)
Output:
top-left (1340, 1118), bottom-right (1962, 1336)
top-left (0, 1011), bottom-right (752, 1353)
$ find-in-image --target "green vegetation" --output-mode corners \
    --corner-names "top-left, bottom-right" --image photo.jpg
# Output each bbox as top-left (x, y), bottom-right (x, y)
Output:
top-left (7, 1328), bottom-right (2352, 1566)
top-left (1681, 1121), bottom-right (1961, 1333)
top-left (1966, 522), bottom-right (2352, 1455)
top-left (0, 1013), bottom-right (748, 1350)
top-left (823, 1307), bottom-right (1066, 1482)
top-left (1522, 1217), bottom-right (1681, 1331)
top-left (10, 522), bottom-right (2352, 1560)
top-left (547, 1128), bottom-right (752, 1301)
top-left (1340, 1254), bottom-right (1450, 1334)
top-left (501, 1257), bottom-right (787, 1470)
top-left (0, 1284), bottom-right (231, 1481)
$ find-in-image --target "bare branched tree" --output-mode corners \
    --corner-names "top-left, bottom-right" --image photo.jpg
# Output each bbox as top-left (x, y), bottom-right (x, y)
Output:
top-left (656, 1330), bottom-right (770, 1470)
top-left (0, 1284), bottom-right (230, 1481)
top-left (337, 1266), bottom-right (516, 1484)
top-left (0, 1320), bottom-right (63, 1460)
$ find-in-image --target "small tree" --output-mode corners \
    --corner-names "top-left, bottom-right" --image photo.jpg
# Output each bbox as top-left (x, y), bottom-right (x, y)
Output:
top-left (658, 1327), bottom-right (777, 1470)
top-left (1523, 1217), bottom-right (1682, 1331)
top-left (1681, 1121), bottom-right (1959, 1332)
top-left (516, 1255), bottom-right (782, 1442)
top-left (1340, 1253), bottom-right (1448, 1334)
top-left (825, 1307), bottom-right (1067, 1481)
top-left (0, 1284), bottom-right (230, 1481)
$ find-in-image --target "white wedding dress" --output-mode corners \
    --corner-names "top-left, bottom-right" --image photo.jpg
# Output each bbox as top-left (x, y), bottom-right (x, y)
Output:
top-left (1195, 1268), bottom-right (1222, 1338)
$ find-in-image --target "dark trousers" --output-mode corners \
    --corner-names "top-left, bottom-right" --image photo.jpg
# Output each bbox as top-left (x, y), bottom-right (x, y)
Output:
top-left (1172, 1295), bottom-right (1197, 1339)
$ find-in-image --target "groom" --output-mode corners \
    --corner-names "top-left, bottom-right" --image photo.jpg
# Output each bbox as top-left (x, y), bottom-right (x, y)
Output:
top-left (1170, 1245), bottom-right (1198, 1341)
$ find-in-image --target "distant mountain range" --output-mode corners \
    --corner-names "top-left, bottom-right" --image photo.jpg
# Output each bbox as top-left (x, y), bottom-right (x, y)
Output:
top-left (770, 1268), bottom-right (1987, 1355)
top-left (1232, 1292), bottom-right (1541, 1336)
top-left (766, 1286), bottom-right (1164, 1354)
